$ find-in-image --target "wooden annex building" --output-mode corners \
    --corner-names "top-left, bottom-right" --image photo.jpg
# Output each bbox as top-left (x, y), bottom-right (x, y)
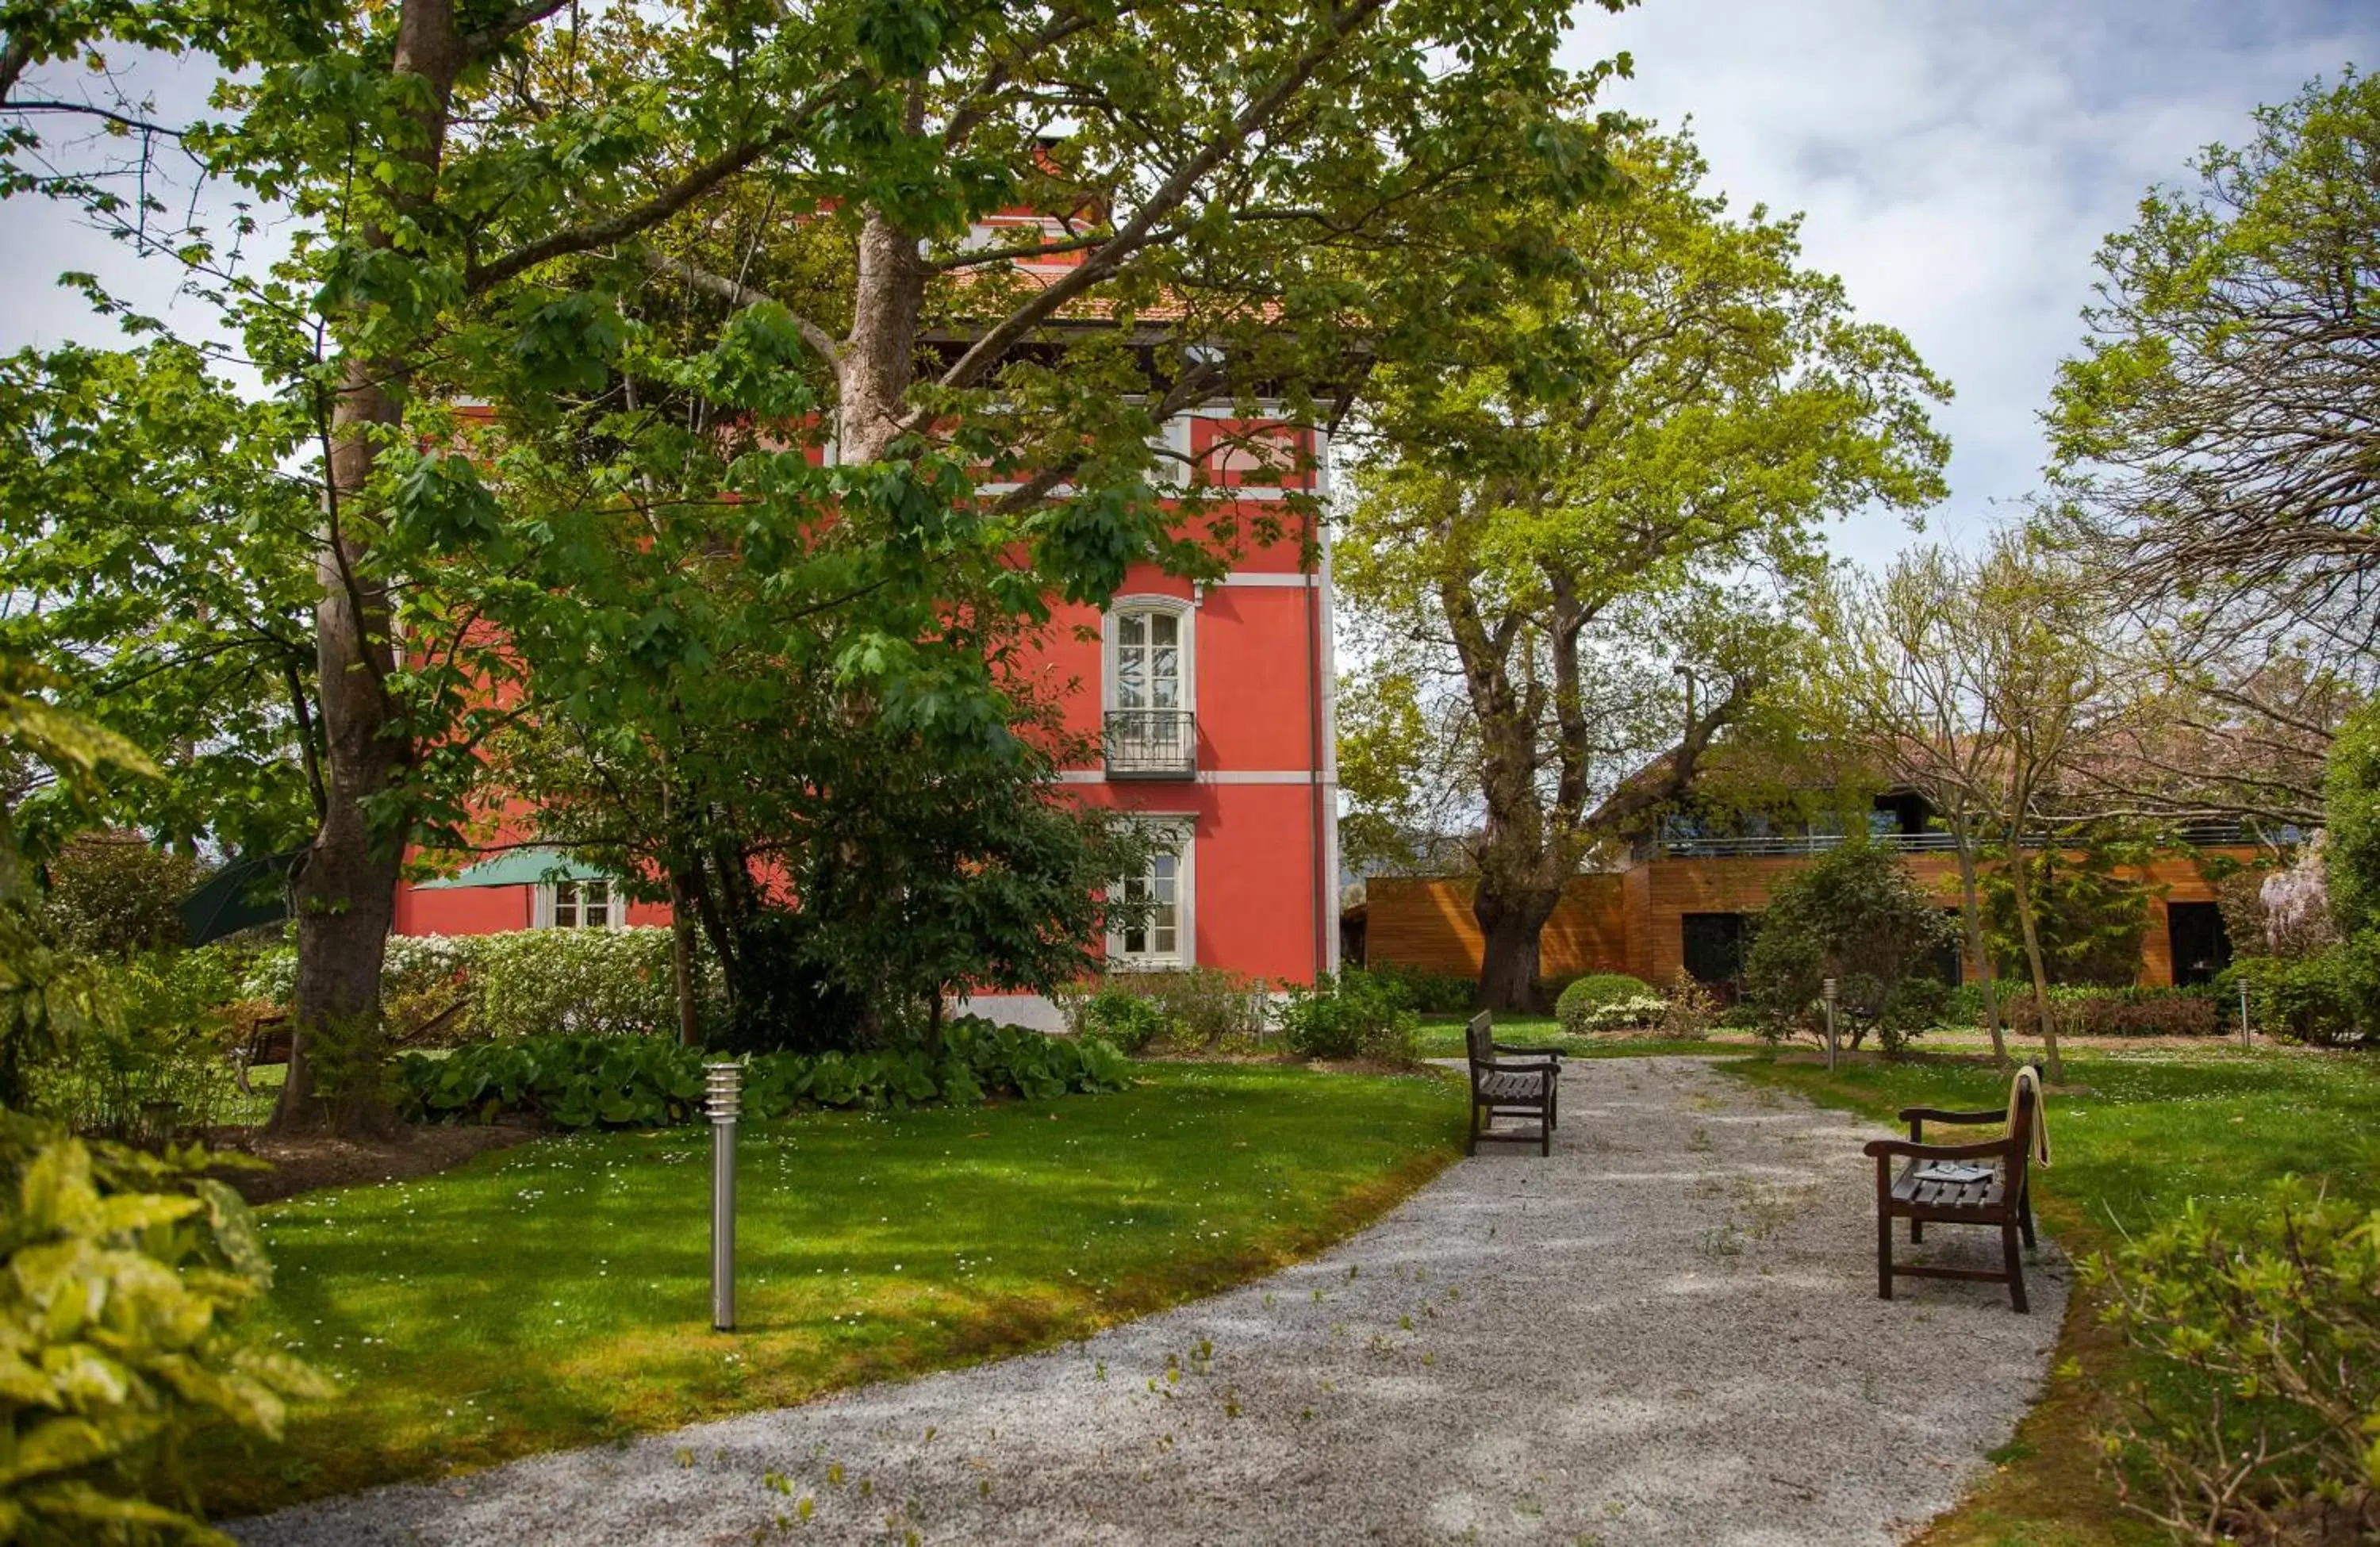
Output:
top-left (1357, 806), bottom-right (2261, 993)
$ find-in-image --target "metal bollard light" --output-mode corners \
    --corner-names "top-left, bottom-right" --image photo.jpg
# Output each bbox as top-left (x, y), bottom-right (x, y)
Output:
top-left (706, 1061), bottom-right (740, 1331)
top-left (1820, 976), bottom-right (1839, 1072)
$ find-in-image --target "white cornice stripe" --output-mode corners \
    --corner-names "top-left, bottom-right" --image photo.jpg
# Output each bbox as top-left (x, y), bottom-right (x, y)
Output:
top-left (1052, 770), bottom-right (1337, 785)
top-left (1211, 571), bottom-right (1319, 588)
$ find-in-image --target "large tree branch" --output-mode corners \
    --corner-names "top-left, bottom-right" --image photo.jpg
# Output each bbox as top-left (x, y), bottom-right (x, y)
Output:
top-left (933, 0), bottom-right (1387, 393)
top-left (634, 248), bottom-right (843, 364)
top-left (466, 81), bottom-right (851, 294)
top-left (461, 0), bottom-right (573, 63)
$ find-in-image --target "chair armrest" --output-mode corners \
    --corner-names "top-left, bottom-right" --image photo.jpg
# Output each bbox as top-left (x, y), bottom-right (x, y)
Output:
top-left (1492, 1042), bottom-right (1564, 1060)
top-left (1863, 1136), bottom-right (2015, 1163)
top-left (1896, 1107), bottom-right (2005, 1125)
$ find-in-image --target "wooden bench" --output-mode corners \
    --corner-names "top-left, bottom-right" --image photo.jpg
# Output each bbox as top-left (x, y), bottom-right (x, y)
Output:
top-left (1860, 1072), bottom-right (2041, 1312)
top-left (1464, 1011), bottom-right (1563, 1157)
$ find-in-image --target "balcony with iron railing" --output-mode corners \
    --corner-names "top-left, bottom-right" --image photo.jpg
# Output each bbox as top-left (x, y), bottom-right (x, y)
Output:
top-left (1651, 818), bottom-right (2258, 859)
top-left (1104, 708), bottom-right (1198, 780)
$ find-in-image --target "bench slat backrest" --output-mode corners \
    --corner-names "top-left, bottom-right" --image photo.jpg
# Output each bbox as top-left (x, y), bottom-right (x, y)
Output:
top-left (1464, 1011), bottom-right (1493, 1074)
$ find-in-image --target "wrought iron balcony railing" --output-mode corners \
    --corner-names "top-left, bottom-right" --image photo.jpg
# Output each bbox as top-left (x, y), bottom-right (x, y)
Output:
top-left (1104, 709), bottom-right (1197, 781)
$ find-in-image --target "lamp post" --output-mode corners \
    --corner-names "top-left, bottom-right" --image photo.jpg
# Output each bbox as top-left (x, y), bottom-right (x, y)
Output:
top-left (706, 1061), bottom-right (740, 1332)
top-left (1820, 976), bottom-right (1839, 1072)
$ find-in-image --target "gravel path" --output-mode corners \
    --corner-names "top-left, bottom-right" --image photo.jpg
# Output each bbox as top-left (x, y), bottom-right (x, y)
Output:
top-left (231, 1057), bottom-right (2067, 1546)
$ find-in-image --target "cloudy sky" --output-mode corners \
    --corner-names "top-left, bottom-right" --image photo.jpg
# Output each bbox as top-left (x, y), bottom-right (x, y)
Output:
top-left (3, 2), bottom-right (2373, 572)
top-left (1577, 0), bottom-right (2377, 566)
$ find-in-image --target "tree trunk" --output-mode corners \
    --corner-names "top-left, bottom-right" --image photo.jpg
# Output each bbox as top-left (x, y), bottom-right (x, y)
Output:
top-left (2005, 842), bottom-right (2064, 1081)
top-left (1948, 818), bottom-right (2009, 1065)
top-left (272, 0), bottom-right (464, 1136)
top-left (1474, 883), bottom-right (1560, 1012)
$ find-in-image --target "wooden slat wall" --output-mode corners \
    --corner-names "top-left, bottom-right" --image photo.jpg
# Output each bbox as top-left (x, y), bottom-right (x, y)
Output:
top-left (1366, 848), bottom-right (2256, 989)
top-left (1363, 875), bottom-right (1629, 979)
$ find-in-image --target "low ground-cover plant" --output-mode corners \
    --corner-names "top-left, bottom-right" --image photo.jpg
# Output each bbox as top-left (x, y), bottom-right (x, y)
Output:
top-left (399, 1019), bottom-right (1128, 1127)
top-left (1276, 970), bottom-right (1419, 1063)
top-left (2089, 1178), bottom-right (2380, 1544)
top-left (1554, 973), bottom-right (1661, 1035)
top-left (1, 1109), bottom-right (331, 1543)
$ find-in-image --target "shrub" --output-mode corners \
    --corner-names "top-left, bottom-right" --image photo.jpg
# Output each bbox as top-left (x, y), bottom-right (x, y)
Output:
top-left (1366, 962), bottom-right (1476, 1015)
top-left (37, 832), bottom-right (202, 957)
top-left (32, 949), bottom-right (248, 1142)
top-left (1276, 971), bottom-right (1419, 1064)
top-left (1741, 839), bottom-right (1954, 1053)
top-left (1099, 968), bottom-right (1268, 1051)
top-left (0, 1109), bottom-right (332, 1543)
top-left (396, 1018), bottom-right (1129, 1127)
top-left (2326, 697), bottom-right (2380, 938)
top-left (2225, 947), bottom-right (2374, 1046)
top-left (1081, 987), bottom-right (1168, 1053)
top-left (2003, 985), bottom-right (2221, 1039)
top-left (241, 928), bottom-right (722, 1044)
top-left (1656, 975), bottom-right (1718, 1041)
top-left (1554, 973), bottom-right (1659, 1035)
top-left (2088, 1179), bottom-right (2380, 1544)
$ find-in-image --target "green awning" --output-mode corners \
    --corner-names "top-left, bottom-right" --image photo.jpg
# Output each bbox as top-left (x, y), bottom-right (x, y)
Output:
top-left (413, 849), bottom-right (612, 890)
top-left (179, 849), bottom-right (300, 946)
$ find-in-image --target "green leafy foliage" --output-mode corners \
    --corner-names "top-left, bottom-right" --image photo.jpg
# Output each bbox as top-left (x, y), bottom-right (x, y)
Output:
top-left (0, 1111), bottom-right (332, 1545)
top-left (1091, 969), bottom-right (1269, 1054)
top-left (1983, 843), bottom-right (2153, 988)
top-left (1741, 839), bottom-right (1954, 1053)
top-left (247, 928), bottom-right (715, 1046)
top-left (29, 950), bottom-right (247, 1143)
top-left (1275, 972), bottom-right (1419, 1064)
top-left (1079, 989), bottom-right (1168, 1054)
top-left (2326, 700), bottom-right (2380, 940)
top-left (1362, 964), bottom-right (1476, 1016)
top-left (397, 1020), bottom-right (1127, 1128)
top-left (2001, 985), bottom-right (2221, 1040)
top-left (1554, 973), bottom-right (1661, 1035)
top-left (34, 835), bottom-right (200, 959)
top-left (2225, 949), bottom-right (2376, 1048)
top-left (2087, 1179), bottom-right (2380, 1544)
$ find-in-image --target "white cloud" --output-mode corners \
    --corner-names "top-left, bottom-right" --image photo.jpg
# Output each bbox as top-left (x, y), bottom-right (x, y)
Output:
top-left (1564, 0), bottom-right (2378, 566)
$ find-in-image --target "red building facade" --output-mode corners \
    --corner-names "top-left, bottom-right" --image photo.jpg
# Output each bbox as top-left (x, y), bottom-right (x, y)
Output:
top-left (392, 406), bottom-right (1342, 1027)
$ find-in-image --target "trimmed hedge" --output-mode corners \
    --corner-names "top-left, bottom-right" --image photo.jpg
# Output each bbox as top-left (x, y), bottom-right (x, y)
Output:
top-left (397, 1019), bottom-right (1129, 1129)
top-left (1366, 962), bottom-right (1476, 1015)
top-left (2001, 985), bottom-right (2220, 1038)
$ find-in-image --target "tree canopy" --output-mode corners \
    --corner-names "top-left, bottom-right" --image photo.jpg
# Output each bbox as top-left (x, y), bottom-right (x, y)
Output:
top-left (1335, 122), bottom-right (1949, 1007)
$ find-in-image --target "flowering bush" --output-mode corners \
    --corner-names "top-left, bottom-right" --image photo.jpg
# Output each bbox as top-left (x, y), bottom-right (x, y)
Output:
top-left (1554, 973), bottom-right (1661, 1035)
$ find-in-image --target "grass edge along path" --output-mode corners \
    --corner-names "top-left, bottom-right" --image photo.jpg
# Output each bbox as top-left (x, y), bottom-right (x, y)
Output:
top-left (1718, 1049), bottom-right (2380, 1547)
top-left (200, 1061), bottom-right (1464, 1521)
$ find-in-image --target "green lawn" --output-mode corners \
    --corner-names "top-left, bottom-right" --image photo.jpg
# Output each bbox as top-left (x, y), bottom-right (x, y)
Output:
top-left (1718, 1047), bottom-right (2380, 1547)
top-left (200, 1061), bottom-right (1464, 1518)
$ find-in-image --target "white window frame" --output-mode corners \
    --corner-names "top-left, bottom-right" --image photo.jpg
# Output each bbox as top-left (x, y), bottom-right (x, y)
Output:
top-left (1108, 818), bottom-right (1195, 969)
top-left (1102, 594), bottom-right (1196, 714)
top-left (535, 877), bottom-right (624, 930)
